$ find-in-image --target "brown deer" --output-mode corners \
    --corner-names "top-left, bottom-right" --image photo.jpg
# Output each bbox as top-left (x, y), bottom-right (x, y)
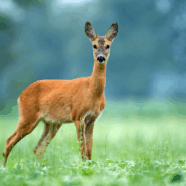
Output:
top-left (2, 22), bottom-right (118, 166)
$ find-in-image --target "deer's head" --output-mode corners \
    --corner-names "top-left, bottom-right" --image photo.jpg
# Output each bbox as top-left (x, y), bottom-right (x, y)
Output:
top-left (85, 22), bottom-right (118, 64)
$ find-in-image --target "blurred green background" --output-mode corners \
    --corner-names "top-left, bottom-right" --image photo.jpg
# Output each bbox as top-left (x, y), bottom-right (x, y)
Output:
top-left (0, 0), bottom-right (186, 116)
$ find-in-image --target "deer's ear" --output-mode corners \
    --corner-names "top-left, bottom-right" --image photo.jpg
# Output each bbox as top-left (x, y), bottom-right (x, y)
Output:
top-left (105, 22), bottom-right (118, 41)
top-left (85, 22), bottom-right (98, 41)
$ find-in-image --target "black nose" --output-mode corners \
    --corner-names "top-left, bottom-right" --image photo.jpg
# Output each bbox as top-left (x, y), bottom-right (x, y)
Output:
top-left (97, 56), bottom-right (105, 63)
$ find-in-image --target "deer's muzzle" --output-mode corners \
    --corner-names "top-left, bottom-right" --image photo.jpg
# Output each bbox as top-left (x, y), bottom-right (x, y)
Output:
top-left (97, 56), bottom-right (105, 63)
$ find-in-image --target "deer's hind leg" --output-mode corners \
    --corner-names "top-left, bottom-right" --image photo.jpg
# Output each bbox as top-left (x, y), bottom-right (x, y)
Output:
top-left (2, 117), bottom-right (39, 166)
top-left (33, 122), bottom-right (50, 155)
top-left (34, 124), bottom-right (62, 161)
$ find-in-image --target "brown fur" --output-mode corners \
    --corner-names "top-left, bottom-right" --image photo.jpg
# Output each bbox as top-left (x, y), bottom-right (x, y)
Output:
top-left (2, 22), bottom-right (118, 166)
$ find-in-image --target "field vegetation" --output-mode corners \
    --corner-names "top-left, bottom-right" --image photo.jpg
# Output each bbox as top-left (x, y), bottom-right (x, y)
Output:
top-left (1, 100), bottom-right (186, 185)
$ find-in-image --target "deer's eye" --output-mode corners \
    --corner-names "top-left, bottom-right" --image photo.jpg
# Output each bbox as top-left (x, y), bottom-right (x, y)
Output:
top-left (93, 45), bottom-right (97, 49)
top-left (106, 45), bottom-right (110, 49)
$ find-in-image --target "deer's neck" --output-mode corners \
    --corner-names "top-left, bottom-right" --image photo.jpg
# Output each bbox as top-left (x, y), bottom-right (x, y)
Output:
top-left (89, 61), bottom-right (106, 97)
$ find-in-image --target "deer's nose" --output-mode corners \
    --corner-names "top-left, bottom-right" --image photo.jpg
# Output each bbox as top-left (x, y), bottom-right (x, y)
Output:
top-left (97, 56), bottom-right (105, 63)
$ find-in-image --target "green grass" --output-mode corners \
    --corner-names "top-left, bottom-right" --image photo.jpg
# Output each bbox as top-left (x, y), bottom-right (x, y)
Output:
top-left (1, 101), bottom-right (186, 185)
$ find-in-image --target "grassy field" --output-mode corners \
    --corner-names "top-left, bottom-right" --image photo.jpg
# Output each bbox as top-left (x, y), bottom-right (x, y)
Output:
top-left (1, 101), bottom-right (186, 185)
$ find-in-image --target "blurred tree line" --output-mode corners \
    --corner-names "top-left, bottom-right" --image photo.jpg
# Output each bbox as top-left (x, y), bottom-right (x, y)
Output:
top-left (0, 0), bottom-right (186, 113)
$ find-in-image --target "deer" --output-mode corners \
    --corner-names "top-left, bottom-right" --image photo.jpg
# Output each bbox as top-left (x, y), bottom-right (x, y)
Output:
top-left (2, 22), bottom-right (118, 166)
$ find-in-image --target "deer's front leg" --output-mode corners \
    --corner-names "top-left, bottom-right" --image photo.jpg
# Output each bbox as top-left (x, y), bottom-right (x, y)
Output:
top-left (85, 122), bottom-right (94, 160)
top-left (75, 121), bottom-right (86, 161)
